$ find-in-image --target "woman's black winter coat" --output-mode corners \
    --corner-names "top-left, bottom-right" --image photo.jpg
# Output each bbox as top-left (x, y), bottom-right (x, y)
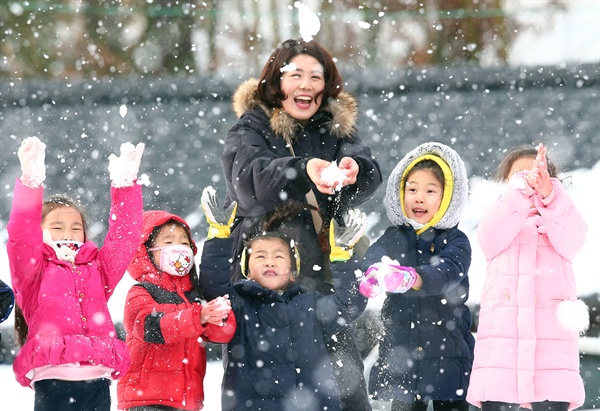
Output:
top-left (221, 79), bottom-right (382, 288)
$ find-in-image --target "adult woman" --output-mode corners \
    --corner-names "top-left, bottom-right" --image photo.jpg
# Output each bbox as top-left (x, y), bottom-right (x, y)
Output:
top-left (220, 38), bottom-right (382, 410)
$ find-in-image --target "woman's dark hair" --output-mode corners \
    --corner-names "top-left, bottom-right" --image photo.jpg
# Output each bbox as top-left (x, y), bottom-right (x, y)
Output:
top-left (405, 159), bottom-right (445, 188)
top-left (493, 144), bottom-right (558, 182)
top-left (14, 194), bottom-right (88, 346)
top-left (256, 38), bottom-right (343, 109)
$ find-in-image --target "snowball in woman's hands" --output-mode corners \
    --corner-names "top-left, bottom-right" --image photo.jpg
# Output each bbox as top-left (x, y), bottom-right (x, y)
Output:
top-left (320, 161), bottom-right (348, 191)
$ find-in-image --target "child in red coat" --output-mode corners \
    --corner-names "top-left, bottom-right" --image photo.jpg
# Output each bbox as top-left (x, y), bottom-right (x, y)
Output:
top-left (117, 210), bottom-right (236, 411)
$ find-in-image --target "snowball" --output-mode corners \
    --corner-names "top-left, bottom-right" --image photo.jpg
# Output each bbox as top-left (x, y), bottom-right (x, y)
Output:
top-left (295, 2), bottom-right (320, 42)
top-left (320, 161), bottom-right (348, 191)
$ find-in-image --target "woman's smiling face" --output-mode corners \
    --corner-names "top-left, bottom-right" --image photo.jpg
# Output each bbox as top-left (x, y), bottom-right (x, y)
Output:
top-left (280, 54), bottom-right (325, 125)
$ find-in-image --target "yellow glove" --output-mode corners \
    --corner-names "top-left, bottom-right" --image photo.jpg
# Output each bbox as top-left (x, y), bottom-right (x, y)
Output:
top-left (201, 186), bottom-right (237, 239)
top-left (329, 209), bottom-right (367, 262)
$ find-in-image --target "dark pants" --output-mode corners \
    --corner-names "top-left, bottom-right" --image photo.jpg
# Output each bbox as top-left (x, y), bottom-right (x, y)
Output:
top-left (482, 401), bottom-right (570, 411)
top-left (327, 323), bottom-right (372, 411)
top-left (392, 399), bottom-right (471, 411)
top-left (34, 378), bottom-right (110, 411)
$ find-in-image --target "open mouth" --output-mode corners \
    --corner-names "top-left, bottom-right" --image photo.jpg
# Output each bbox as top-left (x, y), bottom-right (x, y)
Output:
top-left (263, 270), bottom-right (278, 278)
top-left (294, 96), bottom-right (312, 109)
top-left (412, 208), bottom-right (427, 216)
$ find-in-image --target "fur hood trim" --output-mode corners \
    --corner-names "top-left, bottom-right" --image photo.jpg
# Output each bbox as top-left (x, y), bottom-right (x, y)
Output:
top-left (232, 78), bottom-right (358, 142)
top-left (386, 142), bottom-right (468, 230)
top-left (468, 177), bottom-right (505, 220)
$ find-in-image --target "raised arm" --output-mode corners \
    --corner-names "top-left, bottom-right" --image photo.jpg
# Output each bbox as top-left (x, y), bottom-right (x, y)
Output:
top-left (98, 142), bottom-right (145, 296)
top-left (7, 137), bottom-right (47, 303)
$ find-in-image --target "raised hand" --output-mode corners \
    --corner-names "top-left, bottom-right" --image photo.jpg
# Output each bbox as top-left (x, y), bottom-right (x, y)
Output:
top-left (329, 209), bottom-right (367, 262)
top-left (201, 186), bottom-right (237, 239)
top-left (108, 142), bottom-right (145, 187)
top-left (526, 143), bottom-right (553, 198)
top-left (18, 136), bottom-right (46, 188)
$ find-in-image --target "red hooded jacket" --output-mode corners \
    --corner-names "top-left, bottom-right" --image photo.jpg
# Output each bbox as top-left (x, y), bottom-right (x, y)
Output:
top-left (117, 210), bottom-right (235, 411)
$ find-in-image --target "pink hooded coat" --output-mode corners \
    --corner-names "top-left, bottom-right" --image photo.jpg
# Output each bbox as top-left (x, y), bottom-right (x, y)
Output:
top-left (467, 173), bottom-right (587, 410)
top-left (8, 179), bottom-right (142, 387)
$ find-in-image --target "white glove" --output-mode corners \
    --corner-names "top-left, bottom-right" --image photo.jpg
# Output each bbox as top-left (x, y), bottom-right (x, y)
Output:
top-left (108, 142), bottom-right (145, 187)
top-left (329, 209), bottom-right (367, 262)
top-left (18, 137), bottom-right (46, 188)
top-left (201, 186), bottom-right (237, 239)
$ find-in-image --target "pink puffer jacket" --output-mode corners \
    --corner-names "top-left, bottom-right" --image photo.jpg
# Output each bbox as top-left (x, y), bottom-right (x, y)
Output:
top-left (467, 173), bottom-right (587, 410)
top-left (8, 179), bottom-right (143, 387)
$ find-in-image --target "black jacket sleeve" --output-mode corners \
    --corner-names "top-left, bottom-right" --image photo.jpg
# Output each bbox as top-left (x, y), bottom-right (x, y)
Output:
top-left (315, 257), bottom-right (368, 340)
top-left (198, 237), bottom-right (236, 300)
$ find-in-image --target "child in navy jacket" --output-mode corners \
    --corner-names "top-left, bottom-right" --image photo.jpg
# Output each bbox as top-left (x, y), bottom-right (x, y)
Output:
top-left (198, 188), bottom-right (369, 411)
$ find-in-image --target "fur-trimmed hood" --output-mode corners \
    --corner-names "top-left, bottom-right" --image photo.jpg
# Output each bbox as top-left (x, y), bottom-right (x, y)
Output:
top-left (386, 142), bottom-right (468, 230)
top-left (232, 78), bottom-right (358, 142)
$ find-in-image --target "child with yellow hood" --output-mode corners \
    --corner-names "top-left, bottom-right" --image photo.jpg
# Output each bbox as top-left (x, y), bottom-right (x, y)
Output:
top-left (362, 142), bottom-right (474, 411)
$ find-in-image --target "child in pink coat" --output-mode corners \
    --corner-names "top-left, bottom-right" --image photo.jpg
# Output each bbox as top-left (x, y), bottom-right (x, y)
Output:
top-left (467, 143), bottom-right (588, 411)
top-left (8, 136), bottom-right (144, 411)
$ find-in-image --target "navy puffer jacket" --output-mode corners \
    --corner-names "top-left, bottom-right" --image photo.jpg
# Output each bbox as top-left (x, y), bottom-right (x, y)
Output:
top-left (200, 237), bottom-right (368, 411)
top-left (364, 142), bottom-right (474, 402)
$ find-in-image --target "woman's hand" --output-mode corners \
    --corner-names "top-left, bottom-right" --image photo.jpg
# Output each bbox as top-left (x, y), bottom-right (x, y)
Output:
top-left (307, 157), bottom-right (359, 194)
top-left (338, 157), bottom-right (359, 185)
top-left (307, 158), bottom-right (335, 194)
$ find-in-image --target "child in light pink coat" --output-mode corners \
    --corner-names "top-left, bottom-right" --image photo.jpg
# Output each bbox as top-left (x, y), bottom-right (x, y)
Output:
top-left (467, 143), bottom-right (588, 411)
top-left (8, 137), bottom-right (144, 411)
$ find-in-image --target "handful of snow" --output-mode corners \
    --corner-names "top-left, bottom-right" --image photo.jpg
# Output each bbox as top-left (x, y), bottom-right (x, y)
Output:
top-left (320, 161), bottom-right (348, 191)
top-left (215, 295), bottom-right (231, 326)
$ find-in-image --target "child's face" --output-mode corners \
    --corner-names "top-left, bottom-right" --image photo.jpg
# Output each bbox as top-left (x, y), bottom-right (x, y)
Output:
top-left (150, 224), bottom-right (191, 262)
top-left (247, 237), bottom-right (294, 291)
top-left (42, 206), bottom-right (85, 243)
top-left (280, 54), bottom-right (325, 125)
top-left (404, 169), bottom-right (444, 225)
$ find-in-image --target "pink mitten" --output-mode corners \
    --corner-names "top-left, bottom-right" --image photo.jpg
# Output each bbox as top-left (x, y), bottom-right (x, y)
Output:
top-left (382, 265), bottom-right (418, 293)
top-left (359, 276), bottom-right (383, 298)
top-left (18, 137), bottom-right (46, 187)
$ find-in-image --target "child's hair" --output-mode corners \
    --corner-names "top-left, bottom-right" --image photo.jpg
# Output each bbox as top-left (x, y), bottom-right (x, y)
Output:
top-left (492, 144), bottom-right (558, 182)
top-left (14, 194), bottom-right (88, 346)
top-left (256, 38), bottom-right (343, 108)
top-left (144, 219), bottom-right (193, 269)
top-left (42, 194), bottom-right (89, 241)
top-left (405, 159), bottom-right (445, 188)
top-left (241, 201), bottom-right (305, 278)
top-left (14, 304), bottom-right (27, 346)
